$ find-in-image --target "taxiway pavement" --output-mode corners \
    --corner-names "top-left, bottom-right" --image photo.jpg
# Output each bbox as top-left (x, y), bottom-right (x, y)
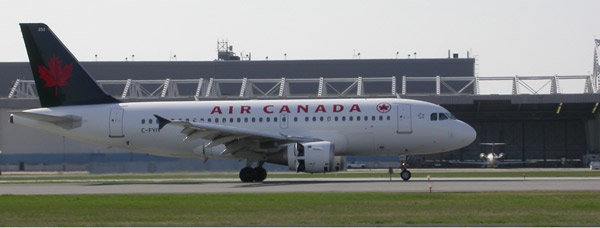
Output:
top-left (1, 177), bottom-right (599, 195)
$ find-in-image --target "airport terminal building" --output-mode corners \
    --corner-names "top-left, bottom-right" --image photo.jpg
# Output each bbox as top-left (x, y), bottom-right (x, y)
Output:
top-left (1, 56), bottom-right (599, 172)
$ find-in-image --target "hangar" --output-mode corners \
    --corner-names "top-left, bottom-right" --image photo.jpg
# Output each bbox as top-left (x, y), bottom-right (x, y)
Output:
top-left (1, 55), bottom-right (599, 172)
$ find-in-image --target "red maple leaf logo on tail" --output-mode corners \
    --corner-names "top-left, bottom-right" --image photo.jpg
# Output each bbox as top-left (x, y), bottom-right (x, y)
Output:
top-left (38, 55), bottom-right (73, 96)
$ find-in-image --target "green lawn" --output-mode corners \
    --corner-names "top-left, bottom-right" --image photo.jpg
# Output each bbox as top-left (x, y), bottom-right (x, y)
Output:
top-left (0, 192), bottom-right (598, 226)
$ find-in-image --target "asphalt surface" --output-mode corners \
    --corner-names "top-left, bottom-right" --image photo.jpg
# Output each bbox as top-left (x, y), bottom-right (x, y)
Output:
top-left (1, 177), bottom-right (599, 195)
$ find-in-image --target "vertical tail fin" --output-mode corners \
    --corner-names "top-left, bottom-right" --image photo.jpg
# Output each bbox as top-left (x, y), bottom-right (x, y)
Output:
top-left (20, 23), bottom-right (119, 107)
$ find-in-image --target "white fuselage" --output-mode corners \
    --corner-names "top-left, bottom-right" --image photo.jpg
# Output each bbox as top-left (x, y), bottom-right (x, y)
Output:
top-left (11, 98), bottom-right (476, 160)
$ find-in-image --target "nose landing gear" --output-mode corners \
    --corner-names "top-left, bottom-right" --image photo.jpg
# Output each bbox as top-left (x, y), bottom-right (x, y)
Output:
top-left (400, 161), bottom-right (411, 181)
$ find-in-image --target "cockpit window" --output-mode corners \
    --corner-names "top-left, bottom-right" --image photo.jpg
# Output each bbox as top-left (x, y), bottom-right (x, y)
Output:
top-left (430, 113), bottom-right (438, 121)
top-left (445, 113), bottom-right (456, 120)
top-left (439, 113), bottom-right (448, 120)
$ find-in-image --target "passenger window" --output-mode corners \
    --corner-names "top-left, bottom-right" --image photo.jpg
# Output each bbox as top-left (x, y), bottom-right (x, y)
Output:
top-left (259, 117), bottom-right (263, 122)
top-left (320, 116), bottom-right (324, 121)
top-left (387, 116), bottom-right (391, 120)
top-left (439, 113), bottom-right (448, 120)
top-left (237, 118), bottom-right (241, 123)
top-left (274, 117), bottom-right (278, 122)
top-left (349, 116), bottom-right (353, 121)
top-left (222, 118), bottom-right (226, 123)
top-left (208, 118), bottom-right (212, 122)
top-left (266, 117), bottom-right (270, 122)
top-left (294, 117), bottom-right (298, 122)
top-left (305, 117), bottom-right (309, 122)
top-left (372, 116), bottom-right (376, 121)
top-left (252, 117), bottom-right (256, 122)
top-left (379, 116), bottom-right (383, 121)
top-left (327, 116), bottom-right (331, 121)
top-left (186, 118), bottom-right (189, 122)
top-left (357, 116), bottom-right (361, 121)
top-left (149, 119), bottom-right (153, 124)
top-left (335, 116), bottom-right (339, 121)
top-left (342, 116), bottom-right (346, 121)
top-left (244, 118), bottom-right (248, 123)
top-left (230, 118), bottom-right (234, 123)
top-left (364, 116), bottom-right (368, 121)
top-left (313, 117), bottom-right (317, 122)
top-left (215, 118), bottom-right (219, 123)
top-left (282, 117), bottom-right (287, 122)
top-left (430, 113), bottom-right (438, 121)
top-left (141, 119), bottom-right (145, 124)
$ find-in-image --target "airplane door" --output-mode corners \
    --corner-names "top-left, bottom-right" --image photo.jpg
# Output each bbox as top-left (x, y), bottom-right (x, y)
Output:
top-left (109, 108), bottom-right (125, 138)
top-left (396, 104), bottom-right (412, 133)
top-left (280, 113), bottom-right (289, 129)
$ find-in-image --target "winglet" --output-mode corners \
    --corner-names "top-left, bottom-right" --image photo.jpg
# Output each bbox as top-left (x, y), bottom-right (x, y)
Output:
top-left (154, 115), bottom-right (170, 130)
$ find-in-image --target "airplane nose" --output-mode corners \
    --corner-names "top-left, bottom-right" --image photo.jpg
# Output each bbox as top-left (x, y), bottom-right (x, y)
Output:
top-left (461, 122), bottom-right (477, 146)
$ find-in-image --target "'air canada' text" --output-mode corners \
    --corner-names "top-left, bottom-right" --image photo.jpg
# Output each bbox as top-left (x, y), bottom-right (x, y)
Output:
top-left (210, 104), bottom-right (362, 115)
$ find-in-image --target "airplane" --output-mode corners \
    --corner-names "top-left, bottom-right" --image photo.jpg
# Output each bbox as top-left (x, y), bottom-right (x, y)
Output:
top-left (451, 143), bottom-right (533, 168)
top-left (9, 23), bottom-right (477, 182)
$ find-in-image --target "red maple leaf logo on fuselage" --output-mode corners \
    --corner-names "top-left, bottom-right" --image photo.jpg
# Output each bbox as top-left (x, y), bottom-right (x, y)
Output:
top-left (376, 103), bottom-right (391, 113)
top-left (38, 55), bottom-right (73, 96)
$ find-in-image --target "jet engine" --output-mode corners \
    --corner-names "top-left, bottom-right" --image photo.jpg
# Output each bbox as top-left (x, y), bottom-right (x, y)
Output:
top-left (480, 153), bottom-right (487, 160)
top-left (265, 141), bottom-right (345, 173)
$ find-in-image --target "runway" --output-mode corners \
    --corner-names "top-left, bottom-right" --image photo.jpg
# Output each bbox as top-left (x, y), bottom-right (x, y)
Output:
top-left (1, 177), bottom-right (600, 195)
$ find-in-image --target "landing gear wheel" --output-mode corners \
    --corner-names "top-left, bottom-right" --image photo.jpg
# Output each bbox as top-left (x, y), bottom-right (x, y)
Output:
top-left (239, 167), bottom-right (256, 182)
top-left (400, 170), bottom-right (411, 181)
top-left (254, 167), bottom-right (267, 182)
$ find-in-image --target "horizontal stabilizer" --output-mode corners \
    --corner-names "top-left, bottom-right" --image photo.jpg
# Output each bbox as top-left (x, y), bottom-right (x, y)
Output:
top-left (11, 112), bottom-right (82, 129)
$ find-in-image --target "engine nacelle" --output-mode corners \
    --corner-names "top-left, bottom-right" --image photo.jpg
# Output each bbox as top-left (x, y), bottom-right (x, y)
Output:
top-left (287, 141), bottom-right (345, 173)
top-left (480, 153), bottom-right (487, 160)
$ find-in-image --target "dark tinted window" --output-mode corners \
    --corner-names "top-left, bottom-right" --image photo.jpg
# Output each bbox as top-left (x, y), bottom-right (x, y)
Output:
top-left (430, 113), bottom-right (438, 121)
top-left (439, 113), bottom-right (448, 120)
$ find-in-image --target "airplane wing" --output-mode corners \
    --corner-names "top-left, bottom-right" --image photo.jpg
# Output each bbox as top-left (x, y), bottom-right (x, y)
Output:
top-left (155, 115), bottom-right (318, 155)
top-left (448, 161), bottom-right (487, 165)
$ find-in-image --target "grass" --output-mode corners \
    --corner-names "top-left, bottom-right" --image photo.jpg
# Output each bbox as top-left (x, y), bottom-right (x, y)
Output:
top-left (0, 192), bottom-right (599, 226)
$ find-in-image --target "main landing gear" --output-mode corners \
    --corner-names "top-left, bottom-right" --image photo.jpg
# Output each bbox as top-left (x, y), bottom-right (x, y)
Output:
top-left (400, 161), bottom-right (411, 181)
top-left (239, 166), bottom-right (267, 183)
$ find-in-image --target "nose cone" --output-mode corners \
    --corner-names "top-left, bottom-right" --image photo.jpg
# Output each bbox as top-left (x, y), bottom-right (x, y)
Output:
top-left (457, 122), bottom-right (477, 148)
